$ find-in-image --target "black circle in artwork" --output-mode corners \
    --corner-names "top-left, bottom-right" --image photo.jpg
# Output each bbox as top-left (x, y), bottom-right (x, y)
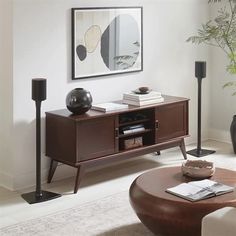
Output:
top-left (76, 45), bottom-right (87, 61)
top-left (66, 88), bottom-right (93, 115)
top-left (101, 14), bottom-right (140, 71)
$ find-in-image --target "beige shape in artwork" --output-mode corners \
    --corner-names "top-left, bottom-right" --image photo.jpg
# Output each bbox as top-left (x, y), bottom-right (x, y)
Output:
top-left (85, 25), bottom-right (102, 53)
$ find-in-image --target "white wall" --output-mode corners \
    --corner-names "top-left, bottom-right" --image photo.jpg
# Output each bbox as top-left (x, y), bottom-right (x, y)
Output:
top-left (208, 2), bottom-right (236, 143)
top-left (1, 0), bottom-right (209, 190)
top-left (0, 0), bottom-right (14, 189)
top-left (146, 0), bottom-right (210, 144)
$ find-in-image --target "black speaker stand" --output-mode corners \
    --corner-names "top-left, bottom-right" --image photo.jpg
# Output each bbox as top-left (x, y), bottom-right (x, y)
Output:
top-left (21, 190), bottom-right (61, 204)
top-left (187, 75), bottom-right (215, 157)
top-left (187, 148), bottom-right (215, 157)
top-left (22, 81), bottom-right (61, 204)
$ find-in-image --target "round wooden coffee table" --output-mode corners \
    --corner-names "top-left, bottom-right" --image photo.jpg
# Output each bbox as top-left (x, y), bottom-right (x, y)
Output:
top-left (129, 166), bottom-right (236, 236)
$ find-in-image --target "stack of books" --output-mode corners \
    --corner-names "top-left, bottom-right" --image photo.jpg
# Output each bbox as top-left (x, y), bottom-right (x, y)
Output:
top-left (121, 124), bottom-right (145, 134)
top-left (123, 91), bottom-right (164, 106)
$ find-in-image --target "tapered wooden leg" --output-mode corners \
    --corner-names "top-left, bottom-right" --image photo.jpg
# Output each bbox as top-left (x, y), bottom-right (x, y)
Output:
top-left (47, 159), bottom-right (58, 183)
top-left (74, 165), bottom-right (85, 194)
top-left (179, 139), bottom-right (187, 160)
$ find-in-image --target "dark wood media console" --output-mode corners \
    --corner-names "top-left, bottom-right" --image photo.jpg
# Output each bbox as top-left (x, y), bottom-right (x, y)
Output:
top-left (45, 95), bottom-right (189, 193)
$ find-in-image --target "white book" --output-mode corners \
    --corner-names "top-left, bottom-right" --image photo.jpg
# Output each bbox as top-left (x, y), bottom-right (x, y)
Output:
top-left (91, 102), bottom-right (128, 112)
top-left (123, 91), bottom-right (162, 101)
top-left (166, 179), bottom-right (234, 202)
top-left (123, 95), bottom-right (162, 102)
top-left (123, 127), bottom-right (145, 134)
top-left (123, 97), bottom-right (164, 106)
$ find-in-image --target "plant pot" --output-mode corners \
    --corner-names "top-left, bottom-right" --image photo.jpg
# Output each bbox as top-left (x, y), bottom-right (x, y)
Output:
top-left (230, 115), bottom-right (236, 154)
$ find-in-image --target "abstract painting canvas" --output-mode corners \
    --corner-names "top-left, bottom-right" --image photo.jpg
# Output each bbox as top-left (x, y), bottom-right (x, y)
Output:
top-left (72, 7), bottom-right (143, 80)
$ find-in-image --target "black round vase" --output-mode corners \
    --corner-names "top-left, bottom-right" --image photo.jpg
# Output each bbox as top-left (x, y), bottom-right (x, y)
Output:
top-left (66, 88), bottom-right (92, 115)
top-left (230, 115), bottom-right (236, 153)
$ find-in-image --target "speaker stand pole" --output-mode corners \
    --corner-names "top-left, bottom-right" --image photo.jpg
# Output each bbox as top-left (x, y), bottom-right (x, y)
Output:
top-left (36, 101), bottom-right (42, 197)
top-left (22, 91), bottom-right (61, 204)
top-left (187, 77), bottom-right (215, 157)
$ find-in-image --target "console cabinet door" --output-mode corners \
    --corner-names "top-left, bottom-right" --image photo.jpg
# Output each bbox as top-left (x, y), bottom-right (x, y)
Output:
top-left (155, 101), bottom-right (188, 143)
top-left (77, 116), bottom-right (117, 161)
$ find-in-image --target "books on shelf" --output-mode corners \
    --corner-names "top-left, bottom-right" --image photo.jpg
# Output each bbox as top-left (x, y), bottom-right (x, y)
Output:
top-left (123, 96), bottom-right (164, 106)
top-left (166, 179), bottom-right (234, 202)
top-left (91, 102), bottom-right (128, 112)
top-left (122, 124), bottom-right (145, 134)
top-left (123, 91), bottom-right (162, 101)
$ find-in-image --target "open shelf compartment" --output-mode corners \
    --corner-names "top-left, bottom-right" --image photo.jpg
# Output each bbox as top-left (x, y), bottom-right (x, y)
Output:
top-left (118, 108), bottom-right (156, 151)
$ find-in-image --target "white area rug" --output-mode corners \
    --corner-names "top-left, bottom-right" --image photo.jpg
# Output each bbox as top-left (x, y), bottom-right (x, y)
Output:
top-left (0, 191), bottom-right (154, 236)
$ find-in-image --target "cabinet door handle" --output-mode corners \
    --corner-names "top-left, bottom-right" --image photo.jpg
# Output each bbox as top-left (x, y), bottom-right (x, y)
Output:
top-left (115, 128), bottom-right (119, 138)
top-left (155, 120), bottom-right (159, 130)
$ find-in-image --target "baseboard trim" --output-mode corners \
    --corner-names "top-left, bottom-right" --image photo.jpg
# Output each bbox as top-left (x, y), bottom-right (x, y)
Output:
top-left (0, 171), bottom-right (14, 190)
top-left (0, 164), bottom-right (76, 191)
top-left (208, 128), bottom-right (231, 144)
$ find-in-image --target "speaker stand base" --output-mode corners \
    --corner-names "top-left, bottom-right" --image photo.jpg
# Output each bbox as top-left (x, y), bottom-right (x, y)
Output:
top-left (186, 148), bottom-right (215, 157)
top-left (21, 190), bottom-right (61, 204)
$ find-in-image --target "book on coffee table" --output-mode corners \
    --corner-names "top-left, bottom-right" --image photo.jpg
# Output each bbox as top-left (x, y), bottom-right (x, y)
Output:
top-left (166, 179), bottom-right (234, 202)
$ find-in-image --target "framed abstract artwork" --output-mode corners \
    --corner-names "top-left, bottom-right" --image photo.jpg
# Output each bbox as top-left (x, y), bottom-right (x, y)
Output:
top-left (71, 7), bottom-right (143, 80)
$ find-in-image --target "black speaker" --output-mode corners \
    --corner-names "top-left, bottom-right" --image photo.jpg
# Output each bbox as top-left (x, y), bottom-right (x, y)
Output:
top-left (32, 78), bottom-right (46, 101)
top-left (195, 61), bottom-right (206, 79)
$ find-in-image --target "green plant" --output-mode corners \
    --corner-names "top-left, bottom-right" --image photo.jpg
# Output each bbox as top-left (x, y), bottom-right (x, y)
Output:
top-left (187, 0), bottom-right (236, 93)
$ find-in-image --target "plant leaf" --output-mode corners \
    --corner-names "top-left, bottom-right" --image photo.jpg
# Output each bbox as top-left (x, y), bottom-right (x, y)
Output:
top-left (227, 63), bottom-right (236, 74)
top-left (223, 81), bottom-right (235, 88)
